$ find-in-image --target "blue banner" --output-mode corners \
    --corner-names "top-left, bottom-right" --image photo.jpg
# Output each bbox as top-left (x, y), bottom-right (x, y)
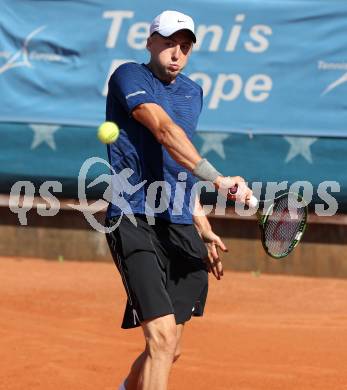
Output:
top-left (1, 0), bottom-right (347, 136)
top-left (0, 122), bottom-right (345, 211)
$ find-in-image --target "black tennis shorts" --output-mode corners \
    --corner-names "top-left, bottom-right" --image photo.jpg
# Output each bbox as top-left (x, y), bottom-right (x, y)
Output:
top-left (105, 214), bottom-right (208, 329)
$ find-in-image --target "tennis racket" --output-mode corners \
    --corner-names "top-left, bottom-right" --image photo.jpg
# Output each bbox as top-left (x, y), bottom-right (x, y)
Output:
top-left (228, 186), bottom-right (308, 259)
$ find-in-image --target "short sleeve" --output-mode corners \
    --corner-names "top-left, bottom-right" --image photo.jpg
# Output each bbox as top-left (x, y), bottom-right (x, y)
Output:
top-left (108, 63), bottom-right (159, 115)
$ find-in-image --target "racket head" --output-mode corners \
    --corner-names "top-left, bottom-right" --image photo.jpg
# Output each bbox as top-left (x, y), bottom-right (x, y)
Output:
top-left (259, 192), bottom-right (308, 259)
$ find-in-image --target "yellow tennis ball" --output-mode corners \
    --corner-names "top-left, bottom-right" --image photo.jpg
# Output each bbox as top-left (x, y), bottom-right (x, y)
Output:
top-left (97, 121), bottom-right (120, 144)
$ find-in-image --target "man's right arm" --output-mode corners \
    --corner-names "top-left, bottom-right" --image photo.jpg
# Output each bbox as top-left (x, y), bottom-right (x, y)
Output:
top-left (132, 102), bottom-right (200, 171)
top-left (132, 102), bottom-right (252, 203)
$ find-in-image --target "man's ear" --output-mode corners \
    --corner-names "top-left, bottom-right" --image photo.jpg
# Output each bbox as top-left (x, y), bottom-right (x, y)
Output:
top-left (146, 37), bottom-right (152, 51)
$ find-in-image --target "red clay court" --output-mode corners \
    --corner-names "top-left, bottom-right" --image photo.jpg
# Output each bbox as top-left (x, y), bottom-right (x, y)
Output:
top-left (1, 256), bottom-right (347, 390)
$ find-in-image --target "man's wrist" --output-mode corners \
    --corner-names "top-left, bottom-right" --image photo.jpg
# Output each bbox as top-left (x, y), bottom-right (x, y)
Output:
top-left (213, 175), bottom-right (224, 189)
top-left (194, 217), bottom-right (211, 237)
top-left (193, 158), bottom-right (221, 183)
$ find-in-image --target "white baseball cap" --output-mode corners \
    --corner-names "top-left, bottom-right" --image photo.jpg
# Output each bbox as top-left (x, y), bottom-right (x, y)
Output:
top-left (150, 10), bottom-right (196, 43)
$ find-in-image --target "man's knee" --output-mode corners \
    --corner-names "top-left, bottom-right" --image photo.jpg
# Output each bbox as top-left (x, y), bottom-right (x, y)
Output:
top-left (147, 327), bottom-right (177, 357)
top-left (144, 316), bottom-right (177, 358)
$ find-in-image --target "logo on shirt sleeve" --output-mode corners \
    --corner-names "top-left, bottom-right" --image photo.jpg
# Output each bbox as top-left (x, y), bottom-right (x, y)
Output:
top-left (125, 90), bottom-right (146, 99)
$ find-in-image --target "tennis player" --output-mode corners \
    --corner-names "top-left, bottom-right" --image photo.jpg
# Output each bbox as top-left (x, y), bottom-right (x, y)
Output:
top-left (104, 10), bottom-right (252, 390)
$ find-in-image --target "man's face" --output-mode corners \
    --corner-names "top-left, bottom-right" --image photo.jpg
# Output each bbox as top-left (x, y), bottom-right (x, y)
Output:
top-left (146, 30), bottom-right (193, 82)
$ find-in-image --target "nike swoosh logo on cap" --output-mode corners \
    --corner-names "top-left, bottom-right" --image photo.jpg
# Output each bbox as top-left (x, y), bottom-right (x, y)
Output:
top-left (177, 20), bottom-right (185, 23)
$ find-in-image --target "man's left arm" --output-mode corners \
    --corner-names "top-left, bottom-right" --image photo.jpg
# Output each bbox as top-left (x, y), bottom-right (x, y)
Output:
top-left (193, 196), bottom-right (226, 280)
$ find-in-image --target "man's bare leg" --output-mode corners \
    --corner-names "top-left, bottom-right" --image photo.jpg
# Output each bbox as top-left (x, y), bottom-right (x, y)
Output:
top-left (123, 318), bottom-right (184, 390)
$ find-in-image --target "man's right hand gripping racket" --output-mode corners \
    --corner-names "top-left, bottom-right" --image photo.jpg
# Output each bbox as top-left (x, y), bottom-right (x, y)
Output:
top-left (228, 186), bottom-right (308, 259)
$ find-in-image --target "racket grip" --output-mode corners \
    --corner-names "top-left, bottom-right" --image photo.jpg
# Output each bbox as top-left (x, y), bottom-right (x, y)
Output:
top-left (227, 185), bottom-right (258, 208)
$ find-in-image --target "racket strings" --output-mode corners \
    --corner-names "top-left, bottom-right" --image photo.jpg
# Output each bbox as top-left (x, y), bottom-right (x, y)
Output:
top-left (264, 195), bottom-right (305, 257)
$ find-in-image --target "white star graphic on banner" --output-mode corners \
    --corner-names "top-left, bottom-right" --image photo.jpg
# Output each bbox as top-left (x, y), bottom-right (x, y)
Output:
top-left (30, 124), bottom-right (60, 150)
top-left (199, 133), bottom-right (230, 160)
top-left (284, 136), bottom-right (318, 164)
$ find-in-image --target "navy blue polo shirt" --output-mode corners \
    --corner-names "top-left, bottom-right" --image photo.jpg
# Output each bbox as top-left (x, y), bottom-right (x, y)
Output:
top-left (105, 62), bottom-right (203, 224)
